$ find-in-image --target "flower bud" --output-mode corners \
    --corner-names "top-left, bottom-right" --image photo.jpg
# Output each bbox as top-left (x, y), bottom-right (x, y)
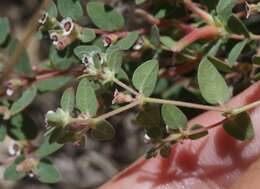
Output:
top-left (112, 89), bottom-right (133, 104)
top-left (102, 34), bottom-right (118, 47)
top-left (45, 108), bottom-right (70, 128)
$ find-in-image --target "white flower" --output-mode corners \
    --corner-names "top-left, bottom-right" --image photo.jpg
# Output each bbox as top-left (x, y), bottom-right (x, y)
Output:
top-left (8, 141), bottom-right (20, 156)
top-left (38, 12), bottom-right (48, 25)
top-left (60, 17), bottom-right (74, 36)
top-left (144, 134), bottom-right (151, 143)
top-left (81, 54), bottom-right (94, 67)
top-left (102, 36), bottom-right (112, 47)
top-left (6, 88), bottom-right (14, 96)
top-left (133, 37), bottom-right (144, 50)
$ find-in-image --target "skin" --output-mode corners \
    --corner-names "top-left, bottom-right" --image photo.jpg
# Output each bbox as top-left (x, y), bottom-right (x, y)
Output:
top-left (100, 81), bottom-right (260, 189)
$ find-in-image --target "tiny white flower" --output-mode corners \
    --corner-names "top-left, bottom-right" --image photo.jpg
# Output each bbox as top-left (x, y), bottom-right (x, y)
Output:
top-left (102, 36), bottom-right (112, 47)
top-left (144, 134), bottom-right (151, 144)
top-left (8, 142), bottom-right (20, 156)
top-left (60, 17), bottom-right (74, 36)
top-left (6, 88), bottom-right (14, 96)
top-left (28, 171), bottom-right (35, 178)
top-left (38, 12), bottom-right (48, 25)
top-left (82, 54), bottom-right (94, 67)
top-left (49, 32), bottom-right (59, 42)
top-left (133, 37), bottom-right (144, 50)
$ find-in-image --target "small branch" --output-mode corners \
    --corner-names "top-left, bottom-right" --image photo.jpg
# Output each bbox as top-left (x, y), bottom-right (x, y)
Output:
top-left (134, 8), bottom-right (161, 26)
top-left (231, 100), bottom-right (260, 115)
top-left (188, 118), bottom-right (228, 136)
top-left (94, 100), bottom-right (141, 122)
top-left (183, 0), bottom-right (214, 25)
top-left (144, 97), bottom-right (228, 112)
top-left (112, 78), bottom-right (139, 96)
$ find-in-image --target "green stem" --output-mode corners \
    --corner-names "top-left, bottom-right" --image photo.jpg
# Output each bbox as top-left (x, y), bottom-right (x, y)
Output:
top-left (144, 97), bottom-right (228, 112)
top-left (112, 77), bottom-right (139, 96)
top-left (231, 100), bottom-right (260, 115)
top-left (93, 100), bottom-right (141, 122)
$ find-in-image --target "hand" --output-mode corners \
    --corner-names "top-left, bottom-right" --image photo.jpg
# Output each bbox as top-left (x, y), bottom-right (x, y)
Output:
top-left (100, 81), bottom-right (260, 189)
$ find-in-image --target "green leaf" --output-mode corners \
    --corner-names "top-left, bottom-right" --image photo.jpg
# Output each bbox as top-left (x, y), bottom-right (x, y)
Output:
top-left (74, 45), bottom-right (101, 60)
top-left (135, 0), bottom-right (147, 5)
top-left (255, 72), bottom-right (260, 81)
top-left (145, 147), bottom-right (157, 159)
top-left (150, 25), bottom-right (160, 46)
top-left (10, 86), bottom-right (37, 115)
top-left (252, 55), bottom-right (260, 65)
top-left (76, 78), bottom-right (97, 116)
top-left (9, 113), bottom-right (38, 140)
top-left (188, 124), bottom-right (208, 140)
top-left (136, 104), bottom-right (163, 139)
top-left (160, 144), bottom-right (171, 158)
top-left (36, 159), bottom-right (60, 184)
top-left (49, 46), bottom-right (73, 71)
top-left (227, 15), bottom-right (250, 37)
top-left (107, 50), bottom-right (123, 74)
top-left (57, 0), bottom-right (83, 20)
top-left (216, 0), bottom-right (235, 23)
top-left (91, 120), bottom-right (115, 141)
top-left (36, 137), bottom-right (63, 158)
top-left (80, 29), bottom-right (96, 43)
top-left (198, 57), bottom-right (230, 105)
top-left (45, 108), bottom-right (70, 128)
top-left (161, 104), bottom-right (188, 129)
top-left (223, 112), bottom-right (254, 140)
top-left (228, 40), bottom-right (248, 65)
top-left (60, 87), bottom-right (75, 114)
top-left (36, 76), bottom-right (72, 92)
top-left (4, 156), bottom-right (26, 181)
top-left (87, 2), bottom-right (125, 31)
top-left (160, 36), bottom-right (176, 49)
top-left (47, 0), bottom-right (58, 17)
top-left (132, 59), bottom-right (159, 96)
top-left (117, 32), bottom-right (139, 50)
top-left (0, 124), bottom-right (6, 141)
top-left (0, 17), bottom-right (10, 44)
top-left (207, 56), bottom-right (232, 72)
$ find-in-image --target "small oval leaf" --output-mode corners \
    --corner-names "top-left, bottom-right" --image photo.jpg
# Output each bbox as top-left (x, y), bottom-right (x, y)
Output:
top-left (228, 40), bottom-right (248, 65)
top-left (161, 104), bottom-right (188, 129)
top-left (10, 86), bottom-right (37, 115)
top-left (87, 2), bottom-right (125, 31)
top-left (36, 159), bottom-right (60, 184)
top-left (57, 0), bottom-right (83, 20)
top-left (198, 59), bottom-right (231, 105)
top-left (223, 112), bottom-right (254, 141)
top-left (227, 14), bottom-right (250, 37)
top-left (132, 59), bottom-right (159, 96)
top-left (60, 87), bottom-right (75, 114)
top-left (91, 120), bottom-right (115, 141)
top-left (76, 78), bottom-right (97, 116)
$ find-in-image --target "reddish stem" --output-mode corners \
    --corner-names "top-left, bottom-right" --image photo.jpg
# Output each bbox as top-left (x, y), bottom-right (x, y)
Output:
top-left (171, 26), bottom-right (221, 52)
top-left (183, 0), bottom-right (214, 24)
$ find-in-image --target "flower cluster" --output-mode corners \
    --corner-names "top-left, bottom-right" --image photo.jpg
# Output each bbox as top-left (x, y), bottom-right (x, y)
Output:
top-left (38, 12), bottom-right (77, 50)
